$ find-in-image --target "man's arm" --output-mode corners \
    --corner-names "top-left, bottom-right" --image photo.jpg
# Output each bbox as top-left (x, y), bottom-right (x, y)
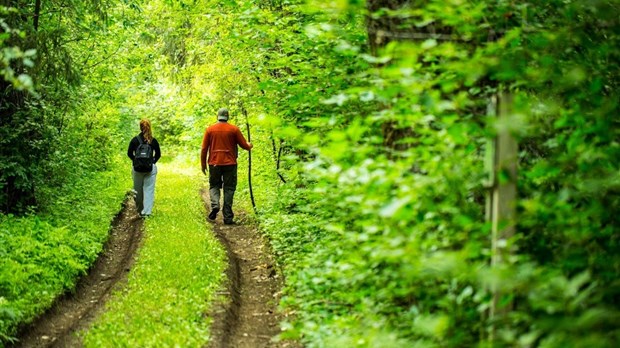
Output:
top-left (200, 129), bottom-right (210, 174)
top-left (235, 128), bottom-right (253, 151)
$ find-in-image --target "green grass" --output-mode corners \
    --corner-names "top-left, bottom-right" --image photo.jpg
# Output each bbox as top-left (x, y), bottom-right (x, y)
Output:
top-left (83, 161), bottom-right (225, 347)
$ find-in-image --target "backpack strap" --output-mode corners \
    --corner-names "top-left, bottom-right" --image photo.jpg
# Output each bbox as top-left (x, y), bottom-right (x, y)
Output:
top-left (137, 135), bottom-right (143, 145)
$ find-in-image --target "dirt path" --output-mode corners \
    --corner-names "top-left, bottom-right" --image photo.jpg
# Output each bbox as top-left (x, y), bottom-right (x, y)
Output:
top-left (201, 190), bottom-right (300, 348)
top-left (12, 195), bottom-right (143, 348)
top-left (12, 191), bottom-right (299, 348)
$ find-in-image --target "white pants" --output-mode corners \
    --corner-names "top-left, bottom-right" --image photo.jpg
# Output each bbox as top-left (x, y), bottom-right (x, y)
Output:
top-left (132, 164), bottom-right (157, 216)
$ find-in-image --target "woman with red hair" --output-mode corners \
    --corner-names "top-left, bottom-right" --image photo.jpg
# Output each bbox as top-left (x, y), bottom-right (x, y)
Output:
top-left (127, 119), bottom-right (161, 218)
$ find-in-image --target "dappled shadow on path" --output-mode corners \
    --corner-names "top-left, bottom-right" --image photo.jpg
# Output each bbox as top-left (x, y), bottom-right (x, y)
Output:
top-left (12, 194), bottom-right (143, 348)
top-left (201, 189), bottom-right (301, 348)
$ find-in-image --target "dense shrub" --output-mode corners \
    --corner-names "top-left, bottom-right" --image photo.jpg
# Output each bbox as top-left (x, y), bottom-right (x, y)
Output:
top-left (0, 162), bottom-right (127, 343)
top-left (246, 1), bottom-right (620, 347)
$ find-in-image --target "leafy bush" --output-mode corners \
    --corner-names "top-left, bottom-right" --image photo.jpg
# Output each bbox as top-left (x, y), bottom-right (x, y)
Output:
top-left (236, 1), bottom-right (620, 347)
top-left (0, 161), bottom-right (127, 344)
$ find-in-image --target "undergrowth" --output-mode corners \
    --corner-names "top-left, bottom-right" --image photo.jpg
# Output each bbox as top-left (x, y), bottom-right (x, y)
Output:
top-left (0, 157), bottom-right (127, 344)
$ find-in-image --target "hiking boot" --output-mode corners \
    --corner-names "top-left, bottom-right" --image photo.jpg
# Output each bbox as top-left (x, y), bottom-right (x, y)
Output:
top-left (208, 208), bottom-right (219, 220)
top-left (224, 219), bottom-right (234, 225)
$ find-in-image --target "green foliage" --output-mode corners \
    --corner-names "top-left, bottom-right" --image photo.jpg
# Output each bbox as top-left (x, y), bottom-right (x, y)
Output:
top-left (0, 14), bottom-right (34, 92)
top-left (0, 159), bottom-right (127, 344)
top-left (0, 5), bottom-right (36, 91)
top-left (218, 0), bottom-right (620, 347)
top-left (0, 0), bottom-right (126, 214)
top-left (1, 0), bottom-right (619, 346)
top-left (1, 0), bottom-right (148, 342)
top-left (83, 162), bottom-right (226, 347)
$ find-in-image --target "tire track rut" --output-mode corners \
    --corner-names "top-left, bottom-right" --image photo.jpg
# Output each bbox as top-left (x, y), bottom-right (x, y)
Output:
top-left (201, 189), bottom-right (300, 348)
top-left (12, 194), bottom-right (143, 348)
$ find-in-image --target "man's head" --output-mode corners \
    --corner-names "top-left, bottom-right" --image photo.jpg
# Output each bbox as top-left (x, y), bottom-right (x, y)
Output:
top-left (217, 108), bottom-right (229, 121)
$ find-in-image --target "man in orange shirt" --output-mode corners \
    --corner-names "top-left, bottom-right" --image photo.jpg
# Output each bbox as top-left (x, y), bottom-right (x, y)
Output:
top-left (201, 108), bottom-right (253, 224)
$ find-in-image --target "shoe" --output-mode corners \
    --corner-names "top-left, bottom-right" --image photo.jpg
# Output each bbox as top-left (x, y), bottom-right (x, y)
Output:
top-left (224, 219), bottom-right (234, 225)
top-left (208, 208), bottom-right (219, 220)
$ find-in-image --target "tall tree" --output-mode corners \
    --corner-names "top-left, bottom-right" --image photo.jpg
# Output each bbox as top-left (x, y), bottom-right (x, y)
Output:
top-left (0, 0), bottom-right (109, 213)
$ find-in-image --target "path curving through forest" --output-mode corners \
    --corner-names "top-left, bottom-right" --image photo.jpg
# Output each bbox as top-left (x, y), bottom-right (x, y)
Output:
top-left (12, 195), bottom-right (143, 348)
top-left (201, 189), bottom-right (300, 348)
top-left (12, 191), bottom-right (299, 348)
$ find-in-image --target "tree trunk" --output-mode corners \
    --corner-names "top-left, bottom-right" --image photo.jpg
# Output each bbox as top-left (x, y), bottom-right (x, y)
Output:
top-left (33, 0), bottom-right (42, 31)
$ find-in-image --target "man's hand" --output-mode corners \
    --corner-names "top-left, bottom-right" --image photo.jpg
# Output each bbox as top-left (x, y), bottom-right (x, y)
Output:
top-left (201, 167), bottom-right (207, 175)
top-left (248, 142), bottom-right (253, 150)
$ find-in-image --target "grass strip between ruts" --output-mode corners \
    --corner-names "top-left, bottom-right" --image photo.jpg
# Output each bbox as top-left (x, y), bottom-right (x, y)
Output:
top-left (83, 162), bottom-right (226, 347)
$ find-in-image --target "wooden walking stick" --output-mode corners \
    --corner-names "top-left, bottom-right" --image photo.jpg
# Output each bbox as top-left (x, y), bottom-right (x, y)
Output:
top-left (239, 102), bottom-right (257, 214)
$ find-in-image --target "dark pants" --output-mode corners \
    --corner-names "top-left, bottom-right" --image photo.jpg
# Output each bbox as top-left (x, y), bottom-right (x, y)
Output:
top-left (208, 164), bottom-right (237, 222)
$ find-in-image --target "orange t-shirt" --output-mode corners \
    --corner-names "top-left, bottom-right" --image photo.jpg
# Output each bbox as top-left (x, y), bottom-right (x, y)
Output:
top-left (201, 122), bottom-right (251, 167)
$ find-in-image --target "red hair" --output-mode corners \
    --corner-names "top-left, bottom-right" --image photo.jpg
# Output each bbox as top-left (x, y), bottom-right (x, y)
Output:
top-left (140, 119), bottom-right (153, 143)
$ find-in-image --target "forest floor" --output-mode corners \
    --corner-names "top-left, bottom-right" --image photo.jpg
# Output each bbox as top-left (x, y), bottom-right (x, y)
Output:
top-left (13, 196), bottom-right (143, 348)
top-left (13, 191), bottom-right (299, 348)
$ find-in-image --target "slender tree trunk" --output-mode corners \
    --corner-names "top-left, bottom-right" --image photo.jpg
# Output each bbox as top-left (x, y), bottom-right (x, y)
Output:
top-left (489, 92), bottom-right (517, 317)
top-left (34, 0), bottom-right (42, 31)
